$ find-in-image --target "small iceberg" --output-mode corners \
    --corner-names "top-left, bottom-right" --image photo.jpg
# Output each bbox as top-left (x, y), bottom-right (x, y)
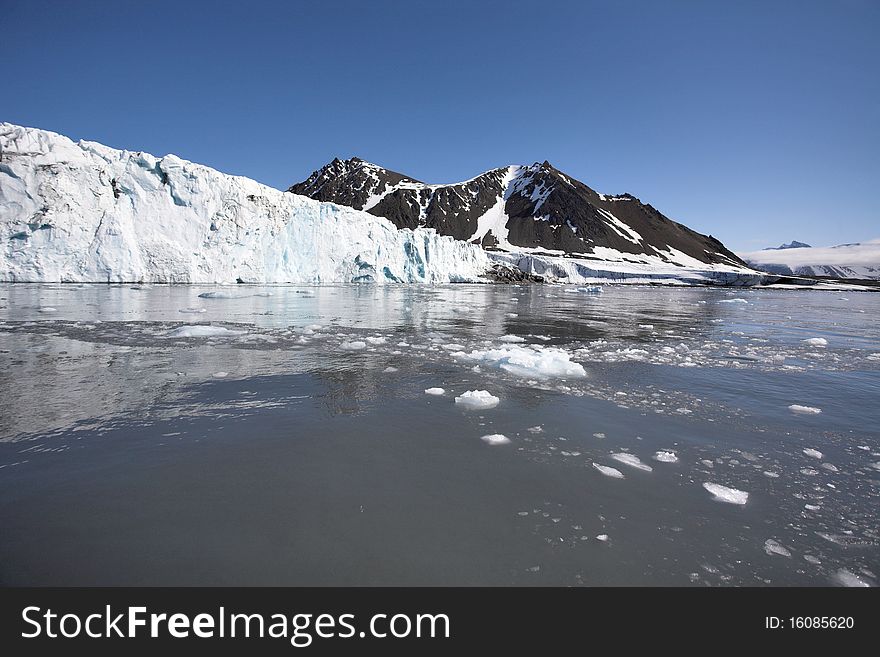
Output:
top-left (454, 390), bottom-right (500, 410)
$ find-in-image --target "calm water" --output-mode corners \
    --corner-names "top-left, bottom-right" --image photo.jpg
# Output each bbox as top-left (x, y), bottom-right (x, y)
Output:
top-left (0, 283), bottom-right (878, 586)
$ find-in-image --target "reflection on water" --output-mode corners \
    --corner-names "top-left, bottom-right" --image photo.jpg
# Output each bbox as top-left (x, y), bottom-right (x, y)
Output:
top-left (0, 283), bottom-right (878, 585)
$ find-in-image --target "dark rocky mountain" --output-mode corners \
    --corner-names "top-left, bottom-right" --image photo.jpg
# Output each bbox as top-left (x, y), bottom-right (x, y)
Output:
top-left (289, 158), bottom-right (747, 267)
top-left (764, 241), bottom-right (812, 250)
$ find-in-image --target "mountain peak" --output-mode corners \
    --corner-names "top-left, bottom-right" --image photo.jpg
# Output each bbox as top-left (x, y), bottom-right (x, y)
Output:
top-left (287, 158), bottom-right (746, 268)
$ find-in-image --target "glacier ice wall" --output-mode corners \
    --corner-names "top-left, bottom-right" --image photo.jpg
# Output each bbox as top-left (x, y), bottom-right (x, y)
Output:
top-left (0, 124), bottom-right (490, 283)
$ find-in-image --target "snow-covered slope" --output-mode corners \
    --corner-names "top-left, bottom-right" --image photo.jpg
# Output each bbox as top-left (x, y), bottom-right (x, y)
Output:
top-left (0, 124), bottom-right (489, 283)
top-left (740, 241), bottom-right (880, 280)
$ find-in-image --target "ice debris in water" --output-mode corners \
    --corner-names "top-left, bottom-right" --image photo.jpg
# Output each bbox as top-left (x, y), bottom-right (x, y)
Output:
top-left (803, 448), bottom-right (824, 459)
top-left (702, 482), bottom-right (749, 505)
top-left (382, 366), bottom-right (398, 373)
top-left (424, 387), bottom-right (445, 396)
top-left (596, 534), bottom-right (609, 542)
top-left (198, 291), bottom-right (246, 299)
top-left (593, 463), bottom-right (624, 479)
top-left (499, 334), bottom-right (526, 343)
top-left (653, 450), bottom-right (679, 463)
top-left (480, 434), bottom-right (511, 446)
top-left (340, 341), bottom-right (367, 351)
top-left (832, 569), bottom-right (874, 587)
top-left (453, 345), bottom-right (586, 379)
top-left (611, 453), bottom-right (653, 472)
top-left (577, 286), bottom-right (602, 294)
top-left (454, 390), bottom-right (500, 410)
top-left (38, 307), bottom-right (57, 313)
top-left (164, 325), bottom-right (242, 338)
top-left (212, 371), bottom-right (229, 378)
top-left (802, 337), bottom-right (828, 347)
top-left (788, 404), bottom-right (822, 415)
top-left (763, 539), bottom-right (791, 558)
top-left (365, 336), bottom-right (386, 345)
top-left (179, 307), bottom-right (207, 314)
top-left (718, 298), bottom-right (748, 304)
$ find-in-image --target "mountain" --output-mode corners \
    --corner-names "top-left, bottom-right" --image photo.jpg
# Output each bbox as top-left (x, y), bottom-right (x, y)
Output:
top-left (763, 241), bottom-right (812, 250)
top-left (0, 124), bottom-right (488, 283)
top-left (289, 158), bottom-right (747, 268)
top-left (1, 123), bottom-right (761, 285)
top-left (740, 241), bottom-right (880, 280)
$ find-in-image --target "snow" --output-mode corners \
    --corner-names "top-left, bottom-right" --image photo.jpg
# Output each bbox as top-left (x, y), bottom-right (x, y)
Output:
top-left (424, 387), bottom-right (445, 395)
top-left (452, 345), bottom-right (586, 379)
top-left (0, 124), bottom-right (490, 284)
top-left (789, 404), bottom-right (822, 415)
top-left (802, 337), bottom-right (828, 347)
top-left (454, 390), bottom-right (500, 410)
top-left (653, 450), bottom-right (679, 463)
top-left (480, 433), bottom-right (511, 446)
top-left (740, 240), bottom-right (880, 280)
top-left (499, 334), bottom-right (526, 343)
top-left (164, 325), bottom-right (241, 338)
top-left (592, 463), bottom-right (625, 478)
top-left (611, 453), bottom-right (653, 472)
top-left (803, 448), bottom-right (824, 459)
top-left (702, 482), bottom-right (749, 505)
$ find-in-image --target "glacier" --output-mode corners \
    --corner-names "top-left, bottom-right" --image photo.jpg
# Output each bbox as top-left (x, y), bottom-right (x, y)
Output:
top-left (1, 123), bottom-right (765, 285)
top-left (0, 123), bottom-right (489, 283)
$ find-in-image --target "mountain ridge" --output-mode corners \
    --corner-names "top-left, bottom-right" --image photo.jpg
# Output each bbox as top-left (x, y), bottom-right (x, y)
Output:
top-left (289, 157), bottom-right (746, 268)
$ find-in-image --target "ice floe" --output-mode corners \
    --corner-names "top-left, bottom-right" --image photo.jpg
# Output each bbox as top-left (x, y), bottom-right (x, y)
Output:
top-left (763, 539), bottom-right (791, 557)
top-left (702, 482), bottom-right (749, 505)
top-left (803, 448), bottom-right (824, 459)
top-left (593, 463), bottom-right (625, 479)
top-left (789, 404), bottom-right (822, 415)
top-left (653, 450), bottom-right (679, 463)
top-left (611, 453), bottom-right (653, 472)
top-left (832, 569), bottom-right (874, 587)
top-left (499, 334), bottom-right (526, 343)
top-left (480, 434), bottom-right (511, 446)
top-left (802, 337), bottom-right (828, 347)
top-left (424, 387), bottom-right (445, 395)
top-left (178, 307), bottom-right (207, 314)
top-left (164, 325), bottom-right (242, 338)
top-left (452, 345), bottom-right (586, 379)
top-left (340, 341), bottom-right (367, 350)
top-left (454, 390), bottom-right (500, 410)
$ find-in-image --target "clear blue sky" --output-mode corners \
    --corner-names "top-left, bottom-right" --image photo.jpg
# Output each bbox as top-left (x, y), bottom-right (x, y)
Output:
top-left (3, 0), bottom-right (878, 251)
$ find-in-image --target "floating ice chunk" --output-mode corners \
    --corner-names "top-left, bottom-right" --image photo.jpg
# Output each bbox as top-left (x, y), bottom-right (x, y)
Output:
top-left (718, 298), bottom-right (748, 304)
top-left (596, 534), bottom-right (609, 542)
top-left (593, 463), bottom-right (624, 478)
top-left (454, 345), bottom-right (585, 379)
top-left (592, 432), bottom-right (605, 439)
top-left (653, 450), bottom-right (679, 463)
top-left (832, 569), bottom-right (874, 587)
top-left (702, 482), bottom-right (749, 505)
top-left (38, 307), bottom-right (57, 313)
top-left (611, 453), bottom-right (653, 472)
top-left (499, 334), bottom-right (526, 343)
top-left (802, 337), bottom-right (828, 347)
top-left (638, 324), bottom-right (654, 330)
top-left (164, 325), bottom-right (242, 338)
top-left (803, 555), bottom-right (822, 565)
top-left (454, 390), bottom-right (500, 410)
top-left (198, 291), bottom-right (246, 299)
top-left (763, 471), bottom-right (780, 478)
top-left (789, 405), bottom-right (822, 415)
top-left (212, 371), bottom-right (229, 378)
top-left (480, 433), bottom-right (511, 446)
top-left (382, 366), bottom-right (398, 373)
top-left (803, 448), bottom-right (824, 459)
top-left (505, 313), bottom-right (519, 318)
top-left (365, 336), bottom-right (386, 345)
top-left (821, 463), bottom-right (839, 473)
top-left (424, 387), bottom-right (445, 396)
top-left (179, 307), bottom-right (207, 314)
top-left (340, 341), bottom-right (367, 350)
top-left (304, 324), bottom-right (323, 332)
top-left (804, 504), bottom-right (821, 511)
top-left (764, 539), bottom-right (791, 558)
top-left (526, 426), bottom-right (544, 434)
top-left (577, 286), bottom-right (602, 294)
top-left (800, 468), bottom-right (819, 476)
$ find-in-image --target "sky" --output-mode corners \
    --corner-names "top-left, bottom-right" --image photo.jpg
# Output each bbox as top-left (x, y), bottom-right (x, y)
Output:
top-left (3, 0), bottom-right (878, 252)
